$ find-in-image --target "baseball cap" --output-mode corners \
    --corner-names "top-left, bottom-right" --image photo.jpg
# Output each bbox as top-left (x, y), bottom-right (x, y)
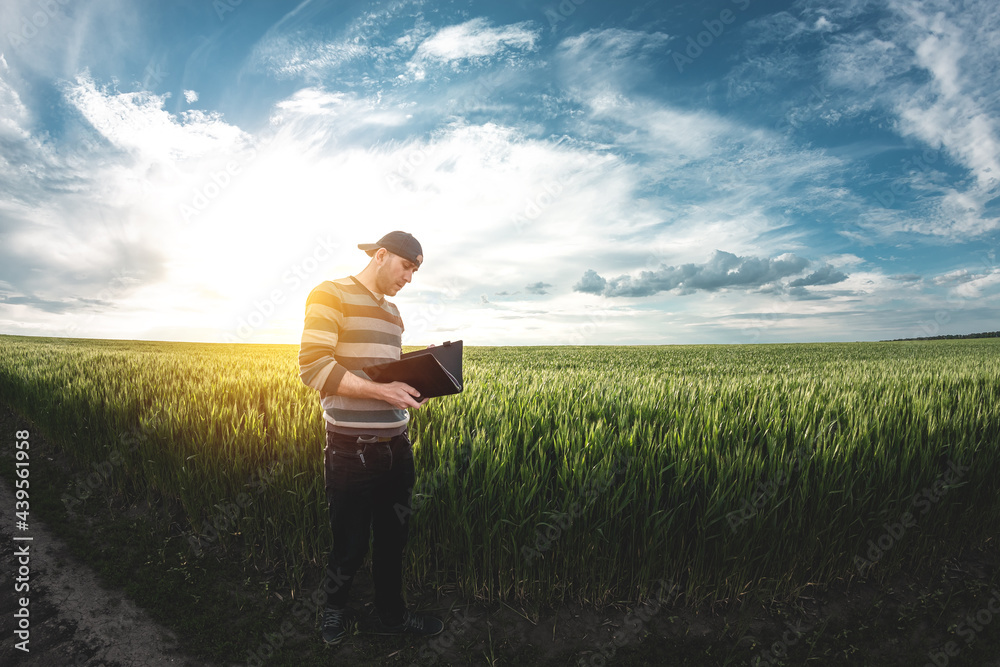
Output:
top-left (358, 231), bottom-right (423, 266)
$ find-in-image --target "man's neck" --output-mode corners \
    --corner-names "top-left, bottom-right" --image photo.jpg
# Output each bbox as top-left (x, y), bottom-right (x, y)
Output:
top-left (353, 268), bottom-right (383, 301)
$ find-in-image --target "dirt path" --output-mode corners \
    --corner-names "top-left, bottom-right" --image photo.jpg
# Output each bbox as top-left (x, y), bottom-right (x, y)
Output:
top-left (0, 441), bottom-right (220, 667)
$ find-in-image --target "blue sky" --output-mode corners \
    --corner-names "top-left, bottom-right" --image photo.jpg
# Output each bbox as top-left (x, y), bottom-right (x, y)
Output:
top-left (0, 0), bottom-right (997, 345)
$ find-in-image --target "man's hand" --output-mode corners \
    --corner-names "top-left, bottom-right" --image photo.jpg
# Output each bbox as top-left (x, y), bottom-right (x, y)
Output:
top-left (332, 370), bottom-right (428, 409)
top-left (377, 381), bottom-right (430, 409)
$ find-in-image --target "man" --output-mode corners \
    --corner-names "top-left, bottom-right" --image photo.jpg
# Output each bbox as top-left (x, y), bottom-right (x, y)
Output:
top-left (298, 230), bottom-right (444, 645)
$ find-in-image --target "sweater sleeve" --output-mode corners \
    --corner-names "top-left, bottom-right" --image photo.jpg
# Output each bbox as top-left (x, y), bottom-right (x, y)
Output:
top-left (298, 282), bottom-right (349, 395)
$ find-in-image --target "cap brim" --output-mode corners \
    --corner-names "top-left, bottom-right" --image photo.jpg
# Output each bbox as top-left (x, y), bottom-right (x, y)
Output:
top-left (358, 243), bottom-right (380, 253)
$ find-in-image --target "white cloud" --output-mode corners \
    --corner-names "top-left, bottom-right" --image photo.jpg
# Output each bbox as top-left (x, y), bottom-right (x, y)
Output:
top-left (252, 12), bottom-right (540, 83)
top-left (8, 78), bottom-right (645, 344)
top-left (569, 91), bottom-right (850, 259)
top-left (65, 73), bottom-right (249, 162)
top-left (0, 70), bottom-right (272, 342)
top-left (954, 269), bottom-right (1000, 298)
top-left (749, 12), bottom-right (810, 43)
top-left (560, 27), bottom-right (670, 59)
top-left (0, 69), bottom-right (31, 142)
top-left (896, 99), bottom-right (1000, 192)
top-left (792, 0), bottom-right (875, 23)
top-left (814, 0), bottom-right (1000, 239)
top-left (556, 28), bottom-right (670, 90)
top-left (555, 25), bottom-right (851, 256)
top-left (822, 35), bottom-right (908, 90)
top-left (405, 18), bottom-right (540, 80)
top-left (890, 2), bottom-right (1000, 191)
top-left (412, 18), bottom-right (538, 63)
top-left (272, 87), bottom-right (409, 127)
top-left (728, 1), bottom-right (1000, 242)
top-left (814, 16), bottom-right (836, 32)
top-left (248, 1), bottom-right (429, 81)
top-left (254, 33), bottom-right (373, 79)
top-left (4, 1), bottom-right (999, 345)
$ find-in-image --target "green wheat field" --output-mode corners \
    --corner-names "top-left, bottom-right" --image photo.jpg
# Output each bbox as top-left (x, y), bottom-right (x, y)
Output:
top-left (1, 334), bottom-right (998, 606)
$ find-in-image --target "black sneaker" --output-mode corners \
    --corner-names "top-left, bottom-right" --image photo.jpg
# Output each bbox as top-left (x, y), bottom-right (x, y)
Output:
top-left (372, 610), bottom-right (444, 637)
top-left (321, 606), bottom-right (355, 645)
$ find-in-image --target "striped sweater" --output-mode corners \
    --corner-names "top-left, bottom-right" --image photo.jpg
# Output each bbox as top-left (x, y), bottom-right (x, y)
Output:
top-left (298, 276), bottom-right (408, 436)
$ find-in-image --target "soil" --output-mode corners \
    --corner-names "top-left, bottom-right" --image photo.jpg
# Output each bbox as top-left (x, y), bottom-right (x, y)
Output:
top-left (0, 476), bottom-right (214, 667)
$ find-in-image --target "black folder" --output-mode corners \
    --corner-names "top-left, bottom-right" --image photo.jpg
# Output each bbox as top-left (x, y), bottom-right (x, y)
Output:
top-left (364, 340), bottom-right (463, 401)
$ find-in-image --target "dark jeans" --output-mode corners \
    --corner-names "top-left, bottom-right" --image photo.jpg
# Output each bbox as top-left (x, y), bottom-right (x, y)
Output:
top-left (322, 430), bottom-right (415, 625)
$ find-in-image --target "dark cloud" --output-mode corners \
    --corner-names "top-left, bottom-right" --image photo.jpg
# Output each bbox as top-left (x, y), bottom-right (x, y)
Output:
top-left (787, 287), bottom-right (833, 300)
top-left (574, 269), bottom-right (607, 294)
top-left (0, 291), bottom-right (120, 314)
top-left (788, 264), bottom-right (849, 287)
top-left (525, 281), bottom-right (553, 295)
top-left (0, 294), bottom-right (73, 313)
top-left (575, 250), bottom-right (812, 297)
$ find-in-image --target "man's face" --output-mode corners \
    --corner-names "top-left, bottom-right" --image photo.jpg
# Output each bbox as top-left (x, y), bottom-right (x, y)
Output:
top-left (375, 250), bottom-right (420, 296)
